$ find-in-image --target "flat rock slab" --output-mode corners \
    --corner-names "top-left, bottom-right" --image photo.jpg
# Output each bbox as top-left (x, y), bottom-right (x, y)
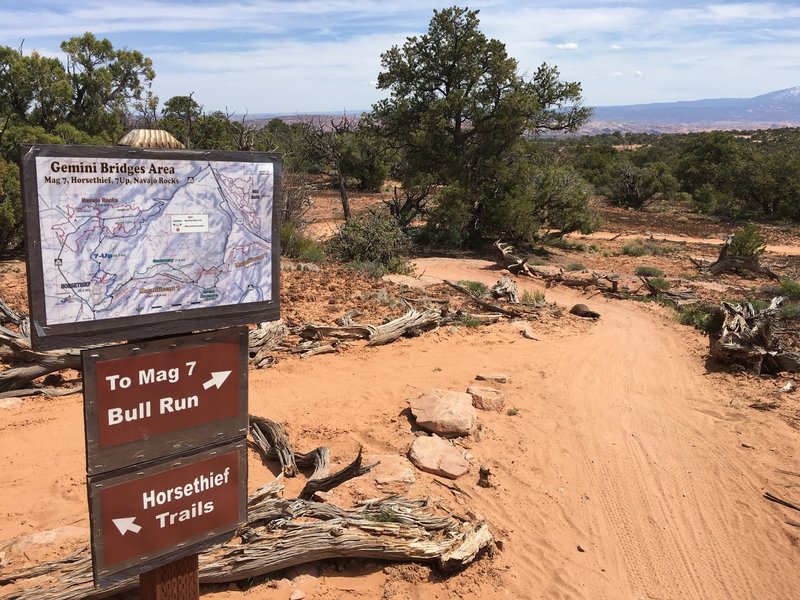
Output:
top-left (475, 372), bottom-right (510, 383)
top-left (371, 454), bottom-right (417, 491)
top-left (408, 435), bottom-right (470, 479)
top-left (409, 390), bottom-right (476, 437)
top-left (467, 385), bottom-right (505, 411)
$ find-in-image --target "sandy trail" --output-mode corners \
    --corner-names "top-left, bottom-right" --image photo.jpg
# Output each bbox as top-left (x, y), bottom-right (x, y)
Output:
top-left (408, 258), bottom-right (799, 599)
top-left (0, 258), bottom-right (798, 599)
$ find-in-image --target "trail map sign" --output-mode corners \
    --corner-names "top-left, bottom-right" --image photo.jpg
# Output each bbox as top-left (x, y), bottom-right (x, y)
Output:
top-left (82, 327), bottom-right (248, 476)
top-left (19, 144), bottom-right (281, 350)
top-left (88, 442), bottom-right (247, 585)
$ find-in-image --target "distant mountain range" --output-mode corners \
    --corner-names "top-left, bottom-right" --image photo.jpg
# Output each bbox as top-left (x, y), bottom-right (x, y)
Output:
top-left (582, 86), bottom-right (800, 134)
top-left (243, 87), bottom-right (800, 135)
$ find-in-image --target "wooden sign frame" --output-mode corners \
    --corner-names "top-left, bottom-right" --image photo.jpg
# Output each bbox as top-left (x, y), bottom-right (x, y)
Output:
top-left (19, 144), bottom-right (281, 351)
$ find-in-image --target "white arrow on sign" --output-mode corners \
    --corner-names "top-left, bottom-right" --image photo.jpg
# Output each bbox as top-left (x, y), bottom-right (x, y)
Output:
top-left (203, 370), bottom-right (232, 390)
top-left (112, 517), bottom-right (142, 535)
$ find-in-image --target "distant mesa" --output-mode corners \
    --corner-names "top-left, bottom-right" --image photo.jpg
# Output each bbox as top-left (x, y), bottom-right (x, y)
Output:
top-left (582, 86), bottom-right (800, 134)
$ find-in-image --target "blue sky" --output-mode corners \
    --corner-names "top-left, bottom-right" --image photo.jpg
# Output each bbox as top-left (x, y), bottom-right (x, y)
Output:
top-left (1, 1), bottom-right (799, 115)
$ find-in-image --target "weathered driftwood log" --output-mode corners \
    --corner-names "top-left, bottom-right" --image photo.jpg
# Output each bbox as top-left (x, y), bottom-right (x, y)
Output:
top-left (444, 280), bottom-right (524, 318)
top-left (248, 320), bottom-right (288, 368)
top-left (638, 276), bottom-right (698, 306)
top-left (491, 276), bottom-right (519, 303)
top-left (0, 328), bottom-right (81, 393)
top-left (0, 487), bottom-right (493, 600)
top-left (710, 297), bottom-right (800, 374)
top-left (250, 415), bottom-right (299, 476)
top-left (492, 240), bottom-right (532, 276)
top-left (694, 235), bottom-right (780, 280)
top-left (367, 307), bottom-right (442, 346)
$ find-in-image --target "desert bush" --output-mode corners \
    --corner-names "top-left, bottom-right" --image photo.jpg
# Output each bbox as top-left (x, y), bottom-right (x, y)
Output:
top-left (521, 289), bottom-right (545, 304)
top-left (457, 280), bottom-right (488, 296)
top-left (778, 279), bottom-right (800, 299)
top-left (622, 238), bottom-right (679, 257)
top-left (676, 303), bottom-right (723, 334)
top-left (635, 265), bottom-right (664, 277)
top-left (565, 262), bottom-right (585, 272)
top-left (781, 301), bottom-right (800, 320)
top-left (329, 213), bottom-right (411, 274)
top-left (648, 277), bottom-right (671, 291)
top-left (728, 224), bottom-right (765, 259)
top-left (280, 222), bottom-right (325, 262)
top-left (546, 237), bottom-right (586, 252)
top-left (457, 313), bottom-right (483, 327)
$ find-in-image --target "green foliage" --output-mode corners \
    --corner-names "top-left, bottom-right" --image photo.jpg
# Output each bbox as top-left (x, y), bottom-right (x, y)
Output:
top-left (329, 213), bottom-right (411, 274)
top-left (565, 262), bottom-right (585, 272)
top-left (521, 289), bottom-right (545, 304)
top-left (343, 260), bottom-right (391, 279)
top-left (481, 148), bottom-right (598, 243)
top-left (339, 123), bottom-right (390, 192)
top-left (458, 313), bottom-right (483, 327)
top-left (622, 238), bottom-right (679, 257)
top-left (605, 159), bottom-right (679, 208)
top-left (635, 265), bottom-right (664, 277)
top-left (728, 224), bottom-right (765, 259)
top-left (372, 6), bottom-right (590, 240)
top-left (676, 303), bottom-right (723, 334)
top-left (0, 158), bottom-right (22, 251)
top-left (457, 280), bottom-right (488, 296)
top-left (781, 301), bottom-right (800, 320)
top-left (280, 222), bottom-right (325, 263)
top-left (648, 277), bottom-right (671, 291)
top-left (777, 279), bottom-right (800, 299)
top-left (506, 407), bottom-right (520, 416)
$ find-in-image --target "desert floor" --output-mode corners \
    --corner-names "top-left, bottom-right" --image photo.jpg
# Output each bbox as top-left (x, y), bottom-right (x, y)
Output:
top-left (0, 196), bottom-right (799, 600)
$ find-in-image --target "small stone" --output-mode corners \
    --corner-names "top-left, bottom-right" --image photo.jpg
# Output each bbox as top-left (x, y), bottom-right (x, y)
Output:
top-left (408, 435), bottom-right (469, 479)
top-left (467, 385), bottom-right (505, 411)
top-left (289, 590), bottom-right (306, 600)
top-left (495, 539), bottom-right (506, 551)
top-left (371, 454), bottom-right (417, 491)
top-left (741, 443), bottom-right (755, 449)
top-left (409, 390), bottom-right (476, 437)
top-left (520, 324), bottom-right (539, 340)
top-left (577, 545), bottom-right (585, 553)
top-left (475, 372), bottom-right (509, 383)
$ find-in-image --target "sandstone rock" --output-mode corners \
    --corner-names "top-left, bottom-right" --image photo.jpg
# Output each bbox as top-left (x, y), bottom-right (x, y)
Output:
top-left (466, 385), bottom-right (505, 411)
top-left (475, 372), bottom-right (510, 383)
top-left (408, 435), bottom-right (469, 479)
top-left (371, 454), bottom-right (417, 491)
top-left (409, 390), bottom-right (476, 437)
top-left (289, 590), bottom-right (307, 600)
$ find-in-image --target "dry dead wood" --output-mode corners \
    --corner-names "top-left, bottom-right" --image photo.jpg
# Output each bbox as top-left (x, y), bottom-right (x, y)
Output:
top-left (250, 415), bottom-right (299, 476)
top-left (444, 280), bottom-right (523, 318)
top-left (0, 488), bottom-right (493, 600)
top-left (248, 320), bottom-right (288, 368)
top-left (491, 276), bottom-right (519, 303)
top-left (0, 328), bottom-right (81, 393)
top-left (710, 298), bottom-right (800, 374)
top-left (694, 235), bottom-right (780, 280)
top-left (367, 307), bottom-right (442, 346)
top-left (638, 276), bottom-right (698, 306)
top-left (492, 240), bottom-right (532, 276)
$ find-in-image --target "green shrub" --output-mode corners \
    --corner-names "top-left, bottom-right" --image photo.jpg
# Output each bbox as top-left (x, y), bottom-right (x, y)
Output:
top-left (521, 289), bottom-right (545, 304)
top-left (676, 303), bottom-right (723, 334)
top-left (458, 313), bottom-right (483, 327)
top-left (648, 277), bottom-right (671, 291)
top-left (344, 260), bottom-right (389, 278)
top-left (728, 224), bottom-right (765, 259)
top-left (280, 222), bottom-right (326, 262)
top-left (781, 301), bottom-right (800, 320)
top-left (635, 265), bottom-right (664, 277)
top-left (457, 280), bottom-right (488, 296)
top-left (329, 214), bottom-right (411, 273)
top-left (565, 262), bottom-right (585, 271)
top-left (778, 279), bottom-right (800, 299)
top-left (622, 243), bottom-right (647, 257)
top-left (622, 238), bottom-right (679, 257)
top-left (546, 237), bottom-right (586, 252)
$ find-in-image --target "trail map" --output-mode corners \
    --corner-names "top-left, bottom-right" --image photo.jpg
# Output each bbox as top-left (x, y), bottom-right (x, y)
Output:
top-left (34, 156), bottom-right (274, 325)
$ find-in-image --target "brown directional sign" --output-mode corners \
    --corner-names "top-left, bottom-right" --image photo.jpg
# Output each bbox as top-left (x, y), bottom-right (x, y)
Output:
top-left (88, 441), bottom-right (247, 585)
top-left (82, 327), bottom-right (248, 476)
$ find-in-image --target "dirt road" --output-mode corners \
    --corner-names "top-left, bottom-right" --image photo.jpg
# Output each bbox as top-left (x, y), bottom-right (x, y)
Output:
top-left (0, 258), bottom-right (798, 599)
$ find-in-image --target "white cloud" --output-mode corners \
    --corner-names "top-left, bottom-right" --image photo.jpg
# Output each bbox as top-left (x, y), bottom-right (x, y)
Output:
top-left (611, 71), bottom-right (624, 77)
top-left (634, 70), bottom-right (644, 78)
top-left (557, 42), bottom-right (578, 50)
top-left (611, 44), bottom-right (622, 50)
